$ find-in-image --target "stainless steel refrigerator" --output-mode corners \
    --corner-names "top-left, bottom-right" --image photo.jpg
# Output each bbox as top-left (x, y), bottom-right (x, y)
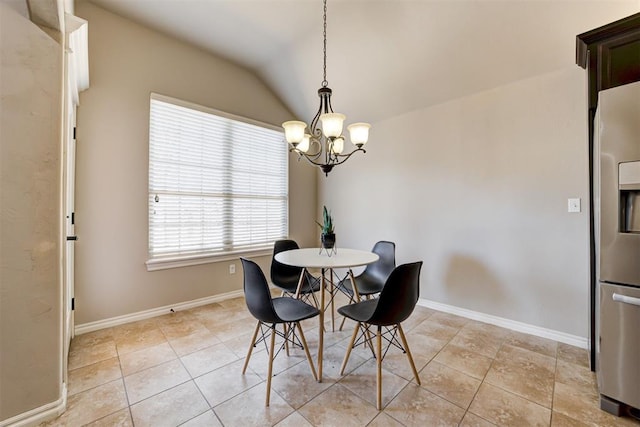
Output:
top-left (594, 80), bottom-right (640, 416)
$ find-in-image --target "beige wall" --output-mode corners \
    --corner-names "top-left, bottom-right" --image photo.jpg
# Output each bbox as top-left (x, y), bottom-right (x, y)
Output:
top-left (0, 3), bottom-right (63, 421)
top-left (73, 2), bottom-right (316, 325)
top-left (321, 67), bottom-right (590, 338)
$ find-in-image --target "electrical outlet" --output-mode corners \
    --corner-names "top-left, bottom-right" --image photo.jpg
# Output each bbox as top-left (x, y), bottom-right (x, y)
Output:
top-left (568, 198), bottom-right (581, 213)
top-left (229, 263), bottom-right (236, 274)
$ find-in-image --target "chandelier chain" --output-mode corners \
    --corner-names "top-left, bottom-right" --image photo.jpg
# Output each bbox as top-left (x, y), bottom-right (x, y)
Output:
top-left (322, 0), bottom-right (328, 87)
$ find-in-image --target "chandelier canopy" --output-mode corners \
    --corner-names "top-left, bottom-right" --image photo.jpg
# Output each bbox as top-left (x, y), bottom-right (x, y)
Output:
top-left (282, 0), bottom-right (371, 176)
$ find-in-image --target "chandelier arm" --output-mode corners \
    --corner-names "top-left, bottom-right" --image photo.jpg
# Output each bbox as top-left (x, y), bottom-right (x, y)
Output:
top-left (327, 147), bottom-right (366, 166)
top-left (309, 109), bottom-right (323, 138)
top-left (296, 151), bottom-right (334, 168)
top-left (288, 138), bottom-right (323, 159)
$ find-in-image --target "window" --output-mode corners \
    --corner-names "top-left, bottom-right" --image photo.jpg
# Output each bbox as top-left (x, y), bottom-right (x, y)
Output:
top-left (147, 94), bottom-right (288, 270)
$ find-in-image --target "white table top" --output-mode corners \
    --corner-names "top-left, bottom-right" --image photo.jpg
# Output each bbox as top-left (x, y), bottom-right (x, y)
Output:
top-left (274, 247), bottom-right (379, 269)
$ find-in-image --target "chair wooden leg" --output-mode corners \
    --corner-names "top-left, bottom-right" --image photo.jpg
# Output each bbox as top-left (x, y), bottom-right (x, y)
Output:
top-left (397, 323), bottom-right (420, 385)
top-left (265, 324), bottom-right (276, 406)
top-left (340, 321), bottom-right (360, 375)
top-left (284, 323), bottom-right (290, 356)
top-left (296, 322), bottom-right (317, 381)
top-left (376, 325), bottom-right (383, 410)
top-left (330, 275), bottom-right (336, 333)
top-left (242, 321), bottom-right (261, 374)
top-left (318, 269), bottom-right (326, 382)
top-left (339, 313), bottom-right (347, 331)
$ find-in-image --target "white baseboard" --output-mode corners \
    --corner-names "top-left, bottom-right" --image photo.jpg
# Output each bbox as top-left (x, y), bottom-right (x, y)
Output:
top-left (75, 290), bottom-right (245, 335)
top-left (0, 383), bottom-right (67, 427)
top-left (417, 298), bottom-right (589, 349)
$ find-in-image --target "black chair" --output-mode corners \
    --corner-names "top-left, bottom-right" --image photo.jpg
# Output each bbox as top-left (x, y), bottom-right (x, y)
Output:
top-left (338, 261), bottom-right (423, 410)
top-left (271, 239), bottom-right (320, 306)
top-left (335, 241), bottom-right (396, 329)
top-left (240, 258), bottom-right (319, 406)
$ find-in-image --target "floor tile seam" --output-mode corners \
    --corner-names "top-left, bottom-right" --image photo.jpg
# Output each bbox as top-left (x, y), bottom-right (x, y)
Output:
top-left (414, 366), bottom-right (482, 412)
top-left (181, 353), bottom-right (249, 383)
top-left (447, 335), bottom-right (504, 359)
top-left (62, 377), bottom-right (131, 426)
top-left (68, 351), bottom-right (117, 371)
top-left (202, 378), bottom-right (267, 412)
top-left (294, 408), bottom-right (321, 427)
top-left (119, 350), bottom-right (181, 377)
top-left (186, 372), bottom-right (225, 425)
top-left (548, 410), bottom-right (593, 427)
top-left (423, 358), bottom-right (483, 385)
top-left (487, 356), bottom-right (557, 382)
top-left (383, 377), bottom-right (469, 425)
top-left (75, 405), bottom-right (131, 426)
top-left (66, 354), bottom-right (122, 383)
top-left (67, 375), bottom-right (128, 405)
top-left (171, 406), bottom-right (213, 426)
top-left (120, 353), bottom-right (186, 385)
top-left (164, 335), bottom-right (206, 360)
top-left (554, 356), bottom-right (593, 374)
top-left (67, 371), bottom-right (124, 401)
top-left (463, 340), bottom-right (501, 422)
top-left (338, 362), bottom-right (411, 409)
top-left (323, 381), bottom-right (377, 411)
top-left (429, 337), bottom-right (491, 382)
top-left (114, 338), bottom-right (172, 360)
top-left (503, 339), bottom-right (559, 359)
top-left (498, 342), bottom-right (559, 369)
top-left (126, 376), bottom-right (194, 406)
top-left (411, 333), bottom-right (484, 412)
top-left (366, 406), bottom-right (408, 426)
top-left (484, 342), bottom-right (555, 412)
top-left (552, 375), bottom-right (598, 398)
top-left (550, 352), bottom-right (561, 417)
top-left (461, 408), bottom-right (498, 426)
top-left (482, 375), bottom-right (554, 410)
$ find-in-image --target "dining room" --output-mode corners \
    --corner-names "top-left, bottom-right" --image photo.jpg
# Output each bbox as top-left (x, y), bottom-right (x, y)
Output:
top-left (3, 0), bottom-right (640, 425)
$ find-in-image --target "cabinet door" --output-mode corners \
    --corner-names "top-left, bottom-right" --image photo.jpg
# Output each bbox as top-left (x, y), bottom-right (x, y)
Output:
top-left (599, 31), bottom-right (640, 90)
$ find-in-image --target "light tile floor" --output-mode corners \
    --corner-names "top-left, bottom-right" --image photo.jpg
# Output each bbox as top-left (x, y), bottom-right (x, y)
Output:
top-left (43, 292), bottom-right (640, 426)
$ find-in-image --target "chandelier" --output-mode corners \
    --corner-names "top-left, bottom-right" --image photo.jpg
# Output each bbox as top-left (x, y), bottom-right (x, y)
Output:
top-left (282, 0), bottom-right (371, 176)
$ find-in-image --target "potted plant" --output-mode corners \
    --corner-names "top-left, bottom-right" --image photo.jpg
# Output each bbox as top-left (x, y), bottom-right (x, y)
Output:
top-left (317, 205), bottom-right (335, 250)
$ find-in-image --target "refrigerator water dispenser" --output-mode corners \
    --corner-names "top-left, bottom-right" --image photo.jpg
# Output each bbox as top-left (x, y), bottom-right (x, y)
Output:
top-left (620, 161), bottom-right (640, 233)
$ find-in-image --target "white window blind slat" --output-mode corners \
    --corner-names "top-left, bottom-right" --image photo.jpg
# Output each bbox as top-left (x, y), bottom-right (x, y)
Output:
top-left (148, 94), bottom-right (288, 260)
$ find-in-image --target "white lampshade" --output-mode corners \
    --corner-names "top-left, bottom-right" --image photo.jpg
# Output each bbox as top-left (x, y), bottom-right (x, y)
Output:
top-left (330, 137), bottom-right (344, 154)
top-left (297, 134), bottom-right (310, 153)
top-left (319, 113), bottom-right (346, 138)
top-left (282, 120), bottom-right (307, 145)
top-left (347, 122), bottom-right (371, 147)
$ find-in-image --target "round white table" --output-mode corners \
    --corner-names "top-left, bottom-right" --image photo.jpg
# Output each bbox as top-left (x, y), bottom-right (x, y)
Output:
top-left (275, 247), bottom-right (379, 382)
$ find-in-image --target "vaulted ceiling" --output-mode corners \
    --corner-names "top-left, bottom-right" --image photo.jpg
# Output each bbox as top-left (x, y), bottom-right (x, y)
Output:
top-left (86, 0), bottom-right (639, 124)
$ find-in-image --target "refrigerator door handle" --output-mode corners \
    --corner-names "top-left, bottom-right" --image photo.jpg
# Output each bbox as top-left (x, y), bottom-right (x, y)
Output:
top-left (612, 292), bottom-right (640, 307)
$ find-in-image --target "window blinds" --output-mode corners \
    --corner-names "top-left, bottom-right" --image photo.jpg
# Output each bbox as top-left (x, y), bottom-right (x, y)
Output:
top-left (148, 95), bottom-right (288, 259)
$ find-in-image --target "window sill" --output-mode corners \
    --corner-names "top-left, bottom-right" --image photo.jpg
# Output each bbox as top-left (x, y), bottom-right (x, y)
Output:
top-left (146, 248), bottom-right (272, 271)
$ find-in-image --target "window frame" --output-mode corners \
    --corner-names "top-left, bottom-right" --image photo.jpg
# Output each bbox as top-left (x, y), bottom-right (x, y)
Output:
top-left (145, 93), bottom-right (288, 271)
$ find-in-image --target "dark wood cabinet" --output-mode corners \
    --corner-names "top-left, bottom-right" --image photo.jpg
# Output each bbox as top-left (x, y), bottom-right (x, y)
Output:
top-left (576, 12), bottom-right (640, 371)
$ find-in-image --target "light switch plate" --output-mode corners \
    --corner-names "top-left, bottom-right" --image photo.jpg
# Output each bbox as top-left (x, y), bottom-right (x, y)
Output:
top-left (568, 198), bottom-right (581, 213)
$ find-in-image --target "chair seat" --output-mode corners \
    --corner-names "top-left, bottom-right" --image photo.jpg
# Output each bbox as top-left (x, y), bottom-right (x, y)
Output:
top-left (273, 297), bottom-right (319, 322)
top-left (274, 272), bottom-right (321, 295)
top-left (337, 275), bottom-right (384, 297)
top-left (337, 298), bottom-right (378, 323)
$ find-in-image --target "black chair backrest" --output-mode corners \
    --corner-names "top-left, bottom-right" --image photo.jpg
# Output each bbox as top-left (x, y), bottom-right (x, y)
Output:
top-left (361, 241), bottom-right (396, 284)
top-left (368, 261), bottom-right (423, 326)
top-left (241, 258), bottom-right (280, 324)
top-left (270, 239), bottom-right (303, 289)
